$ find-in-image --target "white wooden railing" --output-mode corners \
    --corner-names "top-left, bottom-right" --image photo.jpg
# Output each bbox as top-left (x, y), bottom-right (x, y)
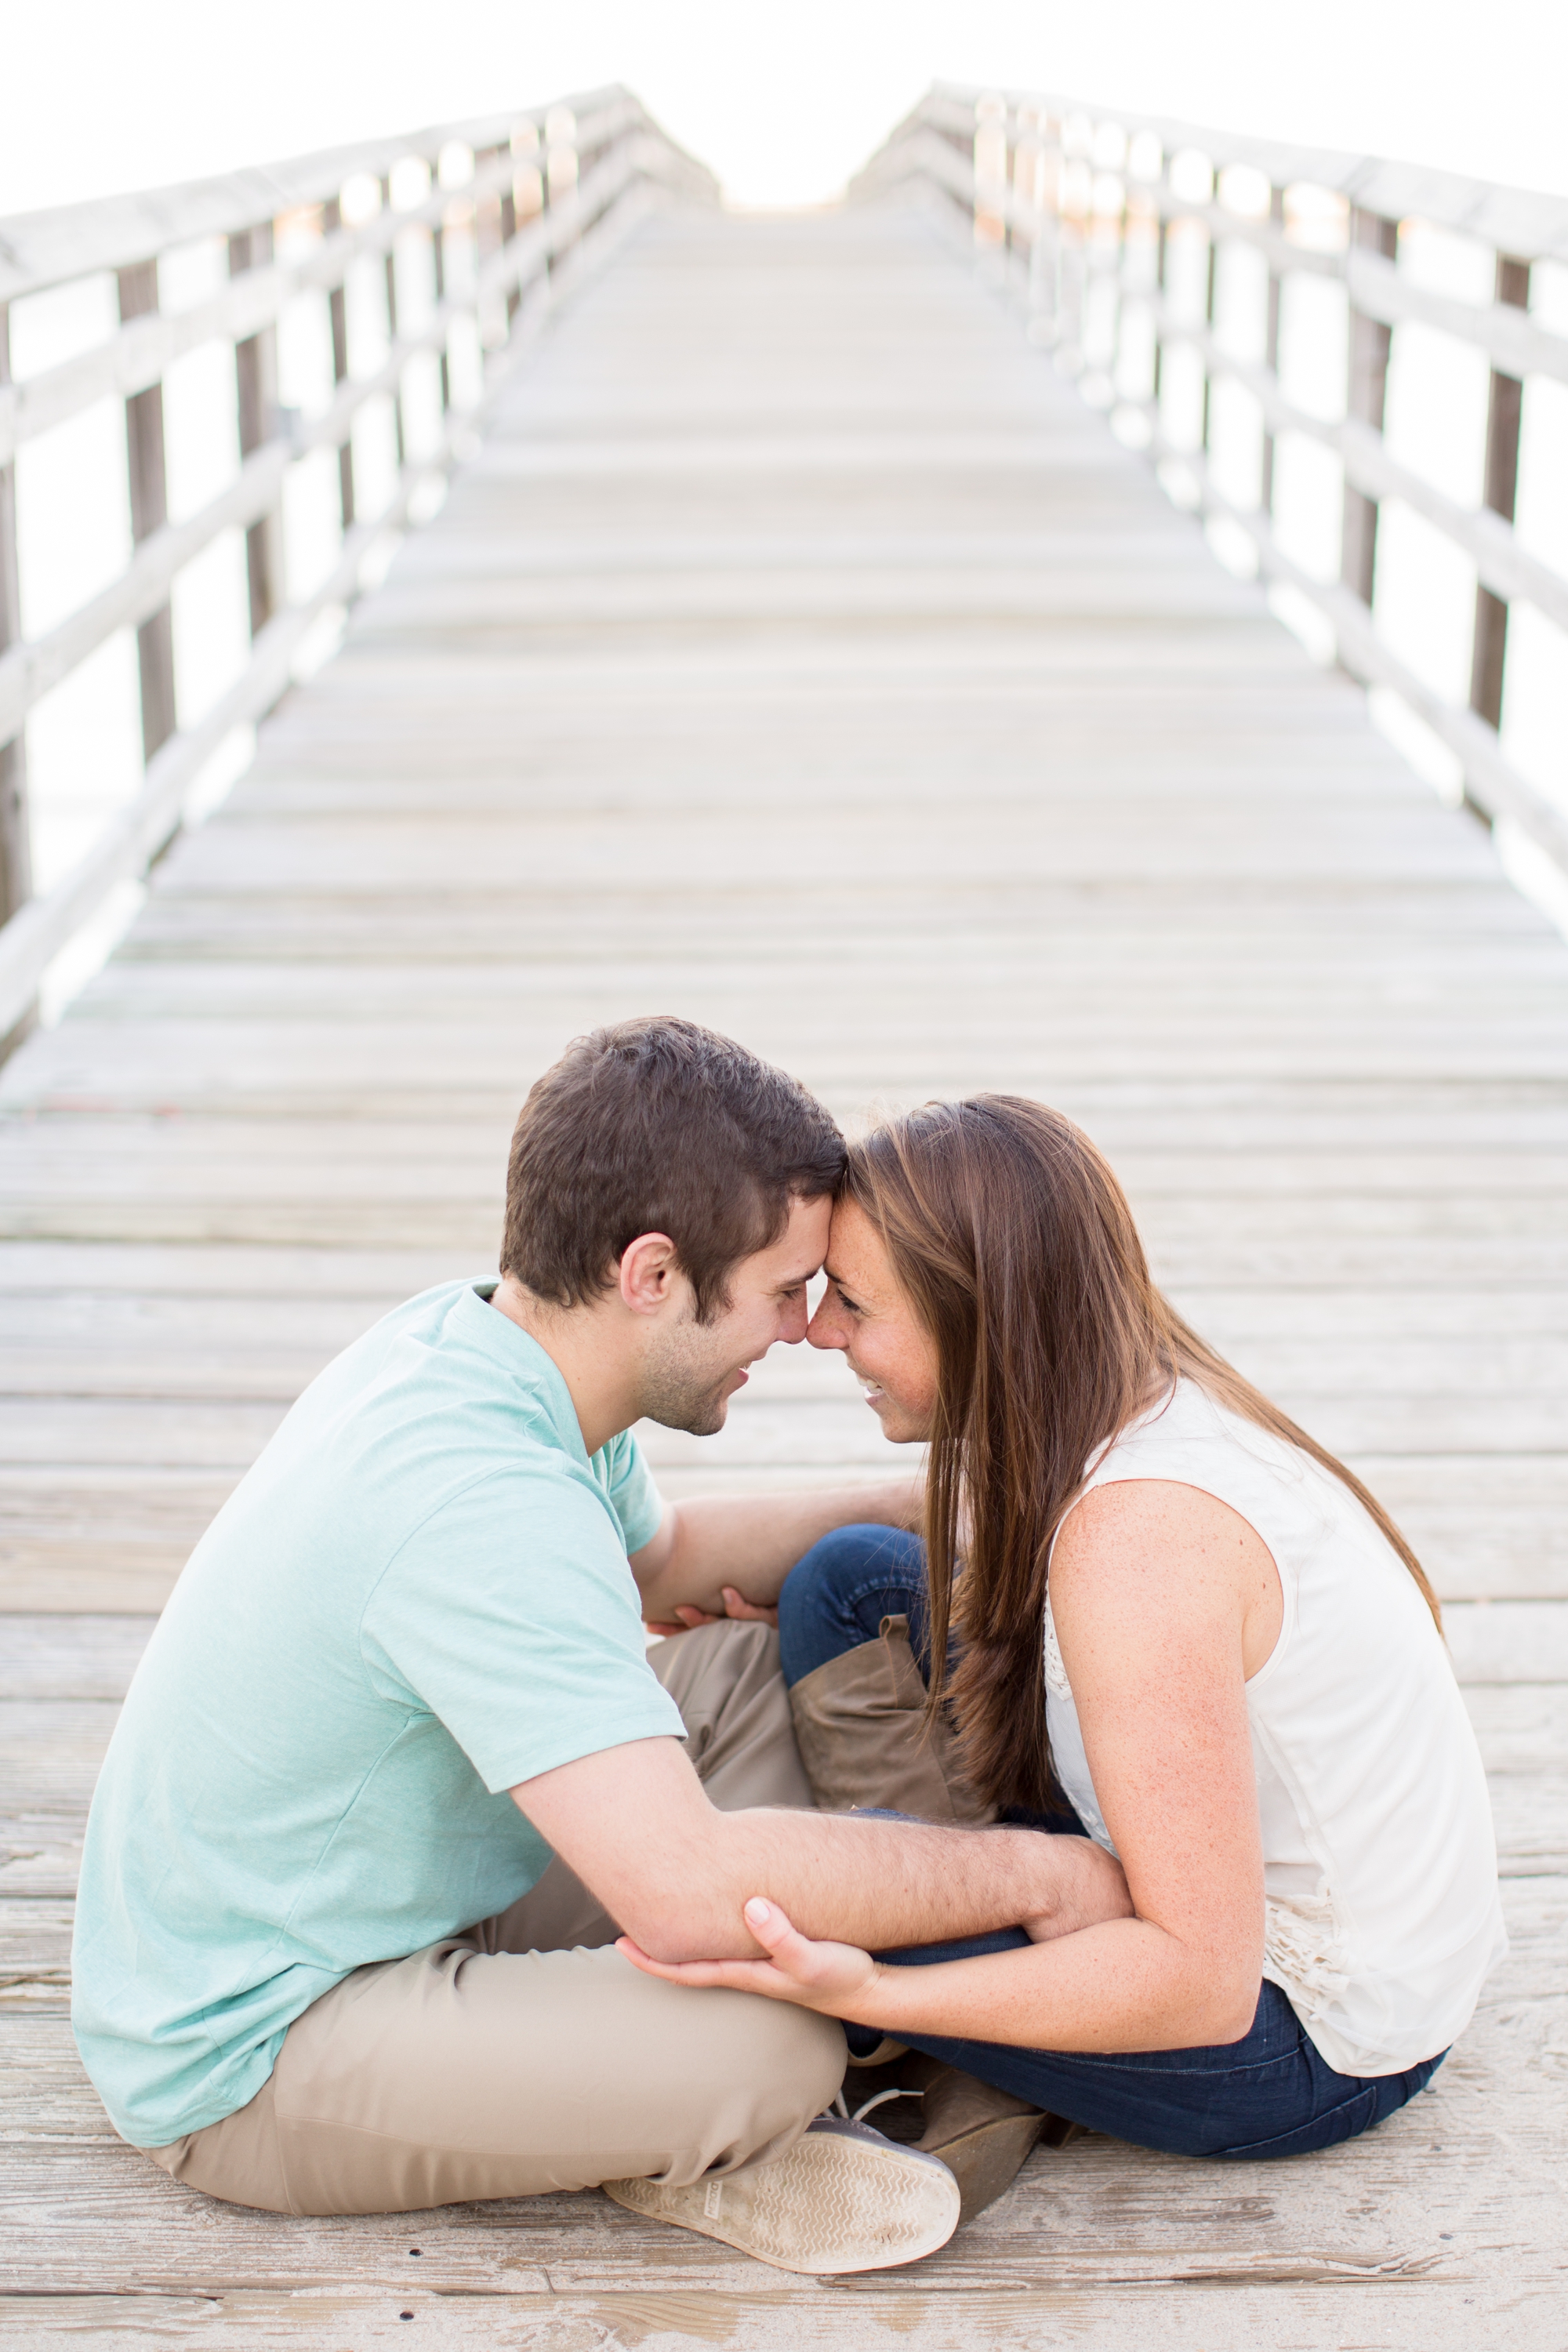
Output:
top-left (856, 87), bottom-right (1568, 874)
top-left (0, 89), bottom-right (714, 1047)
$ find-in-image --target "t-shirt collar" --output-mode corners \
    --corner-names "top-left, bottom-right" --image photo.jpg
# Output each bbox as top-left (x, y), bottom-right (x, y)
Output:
top-left (459, 1280), bottom-right (594, 1467)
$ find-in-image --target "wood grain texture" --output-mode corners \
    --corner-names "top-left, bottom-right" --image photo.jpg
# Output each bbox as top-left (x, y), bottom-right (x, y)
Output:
top-left (0, 198), bottom-right (1564, 2338)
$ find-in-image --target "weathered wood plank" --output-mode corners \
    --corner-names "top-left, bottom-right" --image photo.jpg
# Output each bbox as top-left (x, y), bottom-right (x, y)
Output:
top-left (8, 1310), bottom-right (1568, 1413)
top-left (0, 197), bottom-right (1563, 2341)
top-left (0, 2282), bottom-right (1558, 2348)
top-left (0, 1621), bottom-right (156, 1700)
top-left (4, 1608), bottom-right (1558, 1714)
top-left (3, 1876), bottom-right (1564, 2323)
top-left (0, 1243), bottom-right (463, 1294)
top-left (1, 1390), bottom-right (1565, 1479)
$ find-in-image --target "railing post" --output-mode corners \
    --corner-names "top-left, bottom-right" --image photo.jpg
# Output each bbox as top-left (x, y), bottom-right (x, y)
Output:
top-left (0, 301), bottom-right (31, 954)
top-left (378, 179), bottom-right (408, 467)
top-left (1027, 115), bottom-right (1061, 335)
top-left (1152, 209), bottom-right (1168, 405)
top-left (475, 143), bottom-right (515, 347)
top-left (542, 118), bottom-right (568, 292)
top-left (116, 260), bottom-right (178, 760)
top-left (499, 154), bottom-right (521, 325)
top-left (1340, 207), bottom-right (1399, 607)
top-left (1002, 104), bottom-right (1016, 272)
top-left (1200, 165), bottom-right (1219, 450)
top-left (228, 223), bottom-right (285, 635)
top-left (321, 198), bottom-right (356, 527)
top-left (474, 147), bottom-right (501, 268)
top-left (432, 216), bottom-right (452, 411)
top-left (1259, 185), bottom-right (1285, 512)
top-left (1469, 255), bottom-right (1531, 731)
top-left (1105, 140), bottom-right (1130, 383)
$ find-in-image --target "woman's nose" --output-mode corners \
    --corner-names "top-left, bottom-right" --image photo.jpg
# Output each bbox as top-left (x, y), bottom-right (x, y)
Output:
top-left (806, 1305), bottom-right (846, 1351)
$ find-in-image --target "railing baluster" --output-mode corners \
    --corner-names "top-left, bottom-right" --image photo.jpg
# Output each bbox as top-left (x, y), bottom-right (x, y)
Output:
top-left (0, 301), bottom-right (31, 962)
top-left (379, 179), bottom-right (408, 469)
top-left (229, 223), bottom-right (285, 635)
top-left (432, 218), bottom-right (451, 412)
top-left (1029, 115), bottom-right (1061, 336)
top-left (539, 123), bottom-right (556, 296)
top-left (1259, 186), bottom-right (1285, 514)
top-left (500, 153), bottom-right (521, 326)
top-left (1152, 209), bottom-right (1168, 410)
top-left (1200, 167), bottom-right (1219, 452)
top-left (474, 143), bottom-right (503, 338)
top-left (1340, 207), bottom-right (1399, 609)
top-left (321, 197), bottom-right (356, 528)
top-left (1105, 137), bottom-right (1129, 387)
top-left (1468, 255), bottom-right (1532, 731)
top-left (116, 260), bottom-right (178, 760)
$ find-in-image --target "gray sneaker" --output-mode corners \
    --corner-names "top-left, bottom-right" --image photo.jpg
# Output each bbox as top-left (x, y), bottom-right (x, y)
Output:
top-left (601, 2115), bottom-right (962, 2275)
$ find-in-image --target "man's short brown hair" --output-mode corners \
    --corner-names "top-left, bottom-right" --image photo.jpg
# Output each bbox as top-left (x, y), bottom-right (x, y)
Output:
top-left (501, 1018), bottom-right (845, 1322)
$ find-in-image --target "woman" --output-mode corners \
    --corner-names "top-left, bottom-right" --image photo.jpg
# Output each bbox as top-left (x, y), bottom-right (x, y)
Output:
top-left (625, 1095), bottom-right (1504, 2176)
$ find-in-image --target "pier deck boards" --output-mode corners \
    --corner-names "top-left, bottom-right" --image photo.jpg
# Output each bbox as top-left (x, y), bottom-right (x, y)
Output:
top-left (2, 202), bottom-right (1565, 2347)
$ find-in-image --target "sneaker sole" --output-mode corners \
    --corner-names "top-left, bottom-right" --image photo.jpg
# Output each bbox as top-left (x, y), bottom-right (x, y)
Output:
top-left (602, 2133), bottom-right (962, 2275)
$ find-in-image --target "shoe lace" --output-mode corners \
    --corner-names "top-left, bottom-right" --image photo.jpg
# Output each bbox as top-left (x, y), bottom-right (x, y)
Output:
top-left (829, 2085), bottom-right (925, 2125)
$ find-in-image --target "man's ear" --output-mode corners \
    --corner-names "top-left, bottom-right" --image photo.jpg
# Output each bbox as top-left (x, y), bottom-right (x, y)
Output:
top-left (617, 1232), bottom-right (682, 1318)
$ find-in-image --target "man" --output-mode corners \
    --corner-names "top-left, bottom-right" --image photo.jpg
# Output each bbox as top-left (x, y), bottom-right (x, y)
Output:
top-left (74, 1017), bottom-right (1125, 2274)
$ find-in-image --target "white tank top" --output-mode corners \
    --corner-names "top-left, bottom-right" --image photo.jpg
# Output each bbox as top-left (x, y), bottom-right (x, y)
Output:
top-left (1043, 1378), bottom-right (1506, 2078)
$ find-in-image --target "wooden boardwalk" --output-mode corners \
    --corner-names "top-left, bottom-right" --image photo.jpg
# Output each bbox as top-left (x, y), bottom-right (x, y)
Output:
top-left (2, 199), bottom-right (1566, 2347)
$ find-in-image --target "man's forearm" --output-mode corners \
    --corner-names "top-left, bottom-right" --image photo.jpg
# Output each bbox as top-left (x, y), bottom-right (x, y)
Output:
top-left (634, 1481), bottom-right (920, 1621)
top-left (628, 1806), bottom-right (1130, 1965)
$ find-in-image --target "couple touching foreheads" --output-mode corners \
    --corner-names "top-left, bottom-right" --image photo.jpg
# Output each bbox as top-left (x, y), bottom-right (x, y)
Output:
top-left (74, 1017), bottom-right (1503, 2273)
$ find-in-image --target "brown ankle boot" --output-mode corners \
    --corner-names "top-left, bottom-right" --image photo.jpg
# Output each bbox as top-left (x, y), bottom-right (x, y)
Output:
top-left (909, 2058), bottom-right (1048, 2226)
top-left (787, 1616), bottom-right (996, 1823)
top-left (842, 2055), bottom-right (1065, 2227)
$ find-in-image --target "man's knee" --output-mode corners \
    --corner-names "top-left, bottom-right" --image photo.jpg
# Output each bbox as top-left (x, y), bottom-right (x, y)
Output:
top-left (680, 1980), bottom-right (846, 2167)
top-left (648, 1617), bottom-right (780, 1713)
top-left (740, 1995), bottom-right (847, 2127)
top-left (650, 1621), bottom-right (814, 1810)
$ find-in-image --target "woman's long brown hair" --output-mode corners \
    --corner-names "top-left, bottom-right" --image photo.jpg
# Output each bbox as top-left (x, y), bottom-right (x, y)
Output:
top-left (844, 1096), bottom-right (1442, 1817)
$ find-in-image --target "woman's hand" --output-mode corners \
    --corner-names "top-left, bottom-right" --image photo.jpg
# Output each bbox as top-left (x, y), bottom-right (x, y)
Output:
top-left (644, 1586), bottom-right (779, 1639)
top-left (618, 1896), bottom-right (883, 2016)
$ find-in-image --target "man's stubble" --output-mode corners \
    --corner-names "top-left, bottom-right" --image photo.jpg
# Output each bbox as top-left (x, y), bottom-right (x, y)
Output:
top-left (637, 1314), bottom-right (742, 1437)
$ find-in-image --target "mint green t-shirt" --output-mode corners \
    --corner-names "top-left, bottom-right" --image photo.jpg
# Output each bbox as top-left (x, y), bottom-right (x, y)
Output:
top-left (71, 1280), bottom-right (681, 2148)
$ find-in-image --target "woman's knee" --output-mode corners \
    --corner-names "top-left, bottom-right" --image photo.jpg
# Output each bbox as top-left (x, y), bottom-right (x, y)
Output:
top-left (778, 1524), bottom-right (927, 1685)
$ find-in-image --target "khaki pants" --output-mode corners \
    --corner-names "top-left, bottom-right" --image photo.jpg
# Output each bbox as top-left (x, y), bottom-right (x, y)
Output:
top-left (147, 1624), bottom-right (845, 2216)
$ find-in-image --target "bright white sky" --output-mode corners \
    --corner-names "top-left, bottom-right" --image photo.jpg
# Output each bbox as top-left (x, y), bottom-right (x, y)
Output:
top-left (2, 0), bottom-right (1566, 217)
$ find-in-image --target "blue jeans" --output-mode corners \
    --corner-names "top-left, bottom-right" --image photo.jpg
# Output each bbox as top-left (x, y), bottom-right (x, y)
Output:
top-left (777, 1526), bottom-right (1446, 2159)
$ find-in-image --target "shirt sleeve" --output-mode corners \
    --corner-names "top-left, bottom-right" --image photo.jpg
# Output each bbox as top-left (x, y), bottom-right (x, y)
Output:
top-left (600, 1428), bottom-right (665, 1555)
top-left (359, 1465), bottom-right (684, 1794)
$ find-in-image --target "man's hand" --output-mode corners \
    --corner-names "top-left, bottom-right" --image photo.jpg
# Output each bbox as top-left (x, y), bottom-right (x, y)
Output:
top-left (630, 1480), bottom-right (920, 1631)
top-left (1021, 1833), bottom-right (1137, 1942)
top-left (619, 1896), bottom-right (882, 2016)
top-left (644, 1584), bottom-right (779, 1638)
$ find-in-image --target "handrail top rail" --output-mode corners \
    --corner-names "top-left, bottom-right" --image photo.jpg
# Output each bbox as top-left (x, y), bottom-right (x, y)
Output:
top-left (0, 84), bottom-right (635, 304)
top-left (924, 81), bottom-right (1568, 265)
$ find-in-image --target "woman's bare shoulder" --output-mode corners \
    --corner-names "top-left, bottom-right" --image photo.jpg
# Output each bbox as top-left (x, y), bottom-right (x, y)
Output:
top-left (1051, 1479), bottom-right (1277, 1642)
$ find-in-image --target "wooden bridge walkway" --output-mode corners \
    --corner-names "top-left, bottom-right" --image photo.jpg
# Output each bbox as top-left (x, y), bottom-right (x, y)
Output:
top-left (2, 198), bottom-right (1566, 2347)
